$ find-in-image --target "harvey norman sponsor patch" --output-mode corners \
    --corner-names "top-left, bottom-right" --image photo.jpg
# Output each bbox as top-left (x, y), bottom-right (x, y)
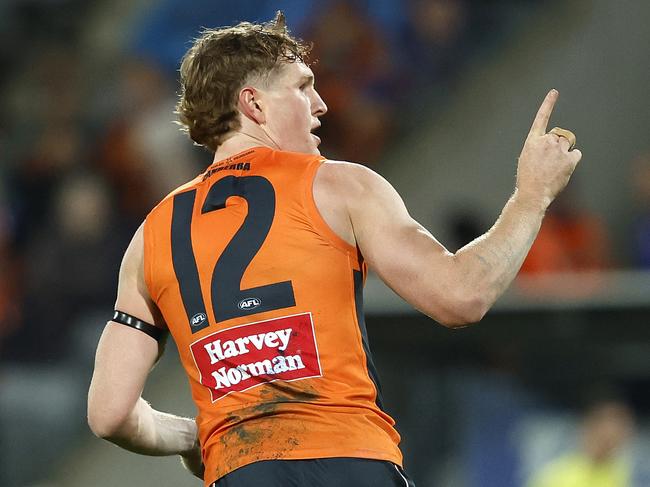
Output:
top-left (190, 313), bottom-right (322, 402)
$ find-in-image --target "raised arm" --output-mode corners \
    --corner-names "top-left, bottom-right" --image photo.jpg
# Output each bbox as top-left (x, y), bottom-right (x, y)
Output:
top-left (325, 90), bottom-right (581, 327)
top-left (87, 224), bottom-right (203, 478)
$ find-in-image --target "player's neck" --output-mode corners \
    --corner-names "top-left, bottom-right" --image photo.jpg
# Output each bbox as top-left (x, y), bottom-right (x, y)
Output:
top-left (212, 127), bottom-right (279, 163)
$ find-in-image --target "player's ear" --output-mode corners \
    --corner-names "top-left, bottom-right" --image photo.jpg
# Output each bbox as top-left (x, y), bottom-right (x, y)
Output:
top-left (238, 87), bottom-right (266, 125)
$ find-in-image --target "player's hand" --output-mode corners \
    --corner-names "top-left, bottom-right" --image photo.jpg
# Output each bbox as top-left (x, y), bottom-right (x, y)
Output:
top-left (180, 436), bottom-right (204, 480)
top-left (515, 89), bottom-right (582, 208)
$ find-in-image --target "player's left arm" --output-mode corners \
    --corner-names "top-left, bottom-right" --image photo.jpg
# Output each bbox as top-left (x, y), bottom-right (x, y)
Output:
top-left (87, 224), bottom-right (203, 479)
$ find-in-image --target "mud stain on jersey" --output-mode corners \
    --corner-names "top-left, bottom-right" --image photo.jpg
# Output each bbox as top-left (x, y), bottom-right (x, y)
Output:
top-left (254, 380), bottom-right (320, 409)
top-left (217, 419), bottom-right (266, 474)
top-left (228, 422), bottom-right (264, 444)
top-left (215, 380), bottom-right (320, 478)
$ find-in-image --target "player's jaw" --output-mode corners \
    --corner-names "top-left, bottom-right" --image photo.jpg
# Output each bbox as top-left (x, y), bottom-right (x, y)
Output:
top-left (263, 107), bottom-right (323, 155)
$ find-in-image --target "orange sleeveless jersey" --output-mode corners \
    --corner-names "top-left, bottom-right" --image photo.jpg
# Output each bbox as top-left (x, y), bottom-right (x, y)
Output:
top-left (143, 147), bottom-right (402, 485)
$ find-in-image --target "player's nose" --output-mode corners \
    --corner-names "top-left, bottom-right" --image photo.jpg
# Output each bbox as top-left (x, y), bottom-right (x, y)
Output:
top-left (312, 91), bottom-right (327, 117)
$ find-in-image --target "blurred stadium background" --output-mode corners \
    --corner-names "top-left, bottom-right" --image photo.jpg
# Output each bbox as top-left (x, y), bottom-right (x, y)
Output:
top-left (1, 0), bottom-right (649, 486)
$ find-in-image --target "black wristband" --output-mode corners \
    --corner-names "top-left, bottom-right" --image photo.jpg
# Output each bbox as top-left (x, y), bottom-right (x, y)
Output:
top-left (112, 310), bottom-right (168, 342)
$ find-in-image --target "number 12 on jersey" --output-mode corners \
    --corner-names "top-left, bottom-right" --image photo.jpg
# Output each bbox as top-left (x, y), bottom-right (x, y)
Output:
top-left (170, 175), bottom-right (296, 333)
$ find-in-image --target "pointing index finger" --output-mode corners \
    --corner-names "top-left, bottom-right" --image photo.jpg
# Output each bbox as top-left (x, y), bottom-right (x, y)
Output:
top-left (528, 89), bottom-right (558, 139)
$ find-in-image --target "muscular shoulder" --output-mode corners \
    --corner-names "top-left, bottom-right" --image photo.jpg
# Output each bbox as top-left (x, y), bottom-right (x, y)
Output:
top-left (316, 160), bottom-right (407, 218)
top-left (313, 160), bottom-right (385, 247)
top-left (315, 160), bottom-right (379, 194)
top-left (314, 161), bottom-right (401, 250)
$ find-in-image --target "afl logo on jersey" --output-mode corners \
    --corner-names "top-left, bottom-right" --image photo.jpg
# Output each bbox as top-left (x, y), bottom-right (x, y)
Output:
top-left (191, 312), bottom-right (208, 327)
top-left (238, 298), bottom-right (261, 311)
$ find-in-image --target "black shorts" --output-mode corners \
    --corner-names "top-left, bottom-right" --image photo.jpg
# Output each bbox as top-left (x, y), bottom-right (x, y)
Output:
top-left (212, 457), bottom-right (416, 487)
